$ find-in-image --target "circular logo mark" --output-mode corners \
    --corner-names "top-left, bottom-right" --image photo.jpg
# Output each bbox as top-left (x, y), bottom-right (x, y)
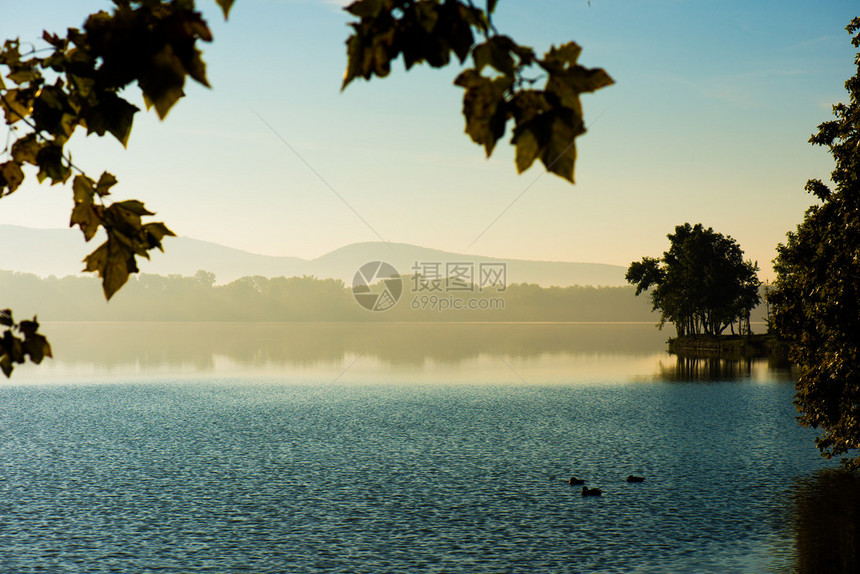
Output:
top-left (352, 261), bottom-right (402, 312)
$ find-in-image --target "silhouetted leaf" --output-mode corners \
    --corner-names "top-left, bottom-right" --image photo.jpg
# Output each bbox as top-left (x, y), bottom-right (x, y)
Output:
top-left (19, 317), bottom-right (40, 336)
top-left (70, 175), bottom-right (104, 242)
top-left (537, 43), bottom-right (613, 133)
top-left (83, 241), bottom-right (107, 274)
top-left (7, 68), bottom-right (37, 85)
top-left (0, 88), bottom-right (32, 124)
top-left (80, 199), bottom-right (172, 297)
top-left (71, 204), bottom-right (102, 240)
top-left (83, 93), bottom-right (138, 146)
top-left (22, 331), bottom-right (51, 364)
top-left (342, 18), bottom-right (399, 89)
top-left (509, 89), bottom-right (550, 125)
top-left (113, 200), bottom-right (154, 217)
top-left (139, 45), bottom-right (186, 119)
top-left (0, 311), bottom-right (51, 376)
top-left (215, 0), bottom-right (235, 19)
top-left (346, 0), bottom-right (384, 18)
top-left (455, 69), bottom-right (511, 156)
top-left (10, 133), bottom-right (42, 165)
top-left (72, 174), bottom-right (94, 204)
top-left (546, 67), bottom-right (613, 113)
top-left (186, 14), bottom-right (213, 42)
top-left (443, 3), bottom-right (477, 63)
top-left (343, 0), bottom-right (485, 88)
top-left (513, 126), bottom-right (539, 173)
top-left (541, 42), bottom-right (582, 69)
top-left (95, 171), bottom-right (117, 196)
top-left (472, 36), bottom-right (516, 75)
top-left (541, 112), bottom-right (581, 182)
top-left (41, 30), bottom-right (64, 48)
top-left (184, 48), bottom-right (209, 87)
top-left (0, 355), bottom-right (12, 377)
top-left (0, 161), bottom-right (25, 195)
top-left (35, 143), bottom-right (71, 184)
top-left (18, 317), bottom-right (52, 365)
top-left (84, 235), bottom-right (134, 300)
top-left (32, 84), bottom-right (76, 140)
top-left (143, 221), bottom-right (176, 250)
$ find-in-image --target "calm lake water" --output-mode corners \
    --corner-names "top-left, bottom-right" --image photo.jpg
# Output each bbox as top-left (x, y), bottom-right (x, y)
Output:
top-left (1, 323), bottom-right (857, 573)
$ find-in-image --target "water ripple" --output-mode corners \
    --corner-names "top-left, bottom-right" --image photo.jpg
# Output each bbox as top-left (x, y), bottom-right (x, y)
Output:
top-left (0, 380), bottom-right (832, 572)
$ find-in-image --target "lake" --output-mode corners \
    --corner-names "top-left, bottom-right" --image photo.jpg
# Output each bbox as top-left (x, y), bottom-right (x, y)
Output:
top-left (1, 323), bottom-right (857, 573)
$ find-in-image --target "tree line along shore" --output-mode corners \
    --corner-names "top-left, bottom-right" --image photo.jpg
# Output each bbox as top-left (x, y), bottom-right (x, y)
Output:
top-left (1, 269), bottom-right (668, 323)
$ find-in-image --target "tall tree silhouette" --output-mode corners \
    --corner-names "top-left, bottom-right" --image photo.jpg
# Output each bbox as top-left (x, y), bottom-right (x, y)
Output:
top-left (627, 223), bottom-right (760, 337)
top-left (770, 18), bottom-right (860, 469)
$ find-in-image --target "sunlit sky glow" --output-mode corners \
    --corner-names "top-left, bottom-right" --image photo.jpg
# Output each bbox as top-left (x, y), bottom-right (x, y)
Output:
top-left (1, 0), bottom-right (857, 279)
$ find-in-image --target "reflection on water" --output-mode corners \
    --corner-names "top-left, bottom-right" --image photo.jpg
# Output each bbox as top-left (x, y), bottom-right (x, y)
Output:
top-left (792, 469), bottom-right (860, 573)
top-left (16, 322), bottom-right (794, 386)
top-left (656, 355), bottom-right (798, 383)
top-left (18, 322), bottom-right (674, 382)
top-left (43, 322), bottom-right (668, 364)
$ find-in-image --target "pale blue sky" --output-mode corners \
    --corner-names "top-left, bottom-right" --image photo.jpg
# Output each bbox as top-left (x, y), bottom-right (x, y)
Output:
top-left (1, 0), bottom-right (857, 278)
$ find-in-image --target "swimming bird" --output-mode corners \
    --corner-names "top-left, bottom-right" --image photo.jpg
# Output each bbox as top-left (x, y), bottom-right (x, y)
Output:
top-left (568, 476), bottom-right (585, 485)
top-left (626, 475), bottom-right (645, 483)
top-left (581, 486), bottom-right (602, 496)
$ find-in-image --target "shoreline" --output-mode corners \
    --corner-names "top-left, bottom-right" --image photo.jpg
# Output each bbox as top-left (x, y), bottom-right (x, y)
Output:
top-left (667, 333), bottom-right (789, 360)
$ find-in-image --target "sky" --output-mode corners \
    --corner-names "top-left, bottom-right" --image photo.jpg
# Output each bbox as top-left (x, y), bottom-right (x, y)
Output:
top-left (0, 0), bottom-right (857, 280)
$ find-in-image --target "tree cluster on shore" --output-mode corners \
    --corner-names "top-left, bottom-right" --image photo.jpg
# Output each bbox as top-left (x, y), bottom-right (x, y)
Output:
top-left (626, 223), bottom-right (760, 338)
top-left (0, 269), bottom-right (657, 323)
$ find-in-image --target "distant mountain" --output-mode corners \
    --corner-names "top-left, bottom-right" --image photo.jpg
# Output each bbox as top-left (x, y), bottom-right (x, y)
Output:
top-left (0, 224), bottom-right (307, 281)
top-left (0, 225), bottom-right (627, 287)
top-left (307, 242), bottom-right (627, 287)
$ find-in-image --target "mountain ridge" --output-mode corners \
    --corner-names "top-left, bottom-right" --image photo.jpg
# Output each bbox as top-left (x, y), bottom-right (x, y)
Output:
top-left (0, 224), bottom-right (627, 287)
